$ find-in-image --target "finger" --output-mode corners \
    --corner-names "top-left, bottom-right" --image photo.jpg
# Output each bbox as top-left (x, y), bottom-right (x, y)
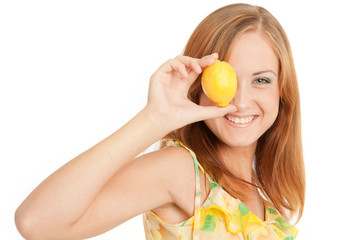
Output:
top-left (196, 104), bottom-right (237, 121)
top-left (198, 53), bottom-right (218, 69)
top-left (186, 58), bottom-right (203, 82)
top-left (168, 59), bottom-right (188, 79)
top-left (173, 56), bottom-right (205, 87)
top-left (175, 55), bottom-right (202, 74)
top-left (176, 54), bottom-right (218, 71)
top-left (189, 58), bottom-right (202, 74)
top-left (186, 53), bottom-right (218, 84)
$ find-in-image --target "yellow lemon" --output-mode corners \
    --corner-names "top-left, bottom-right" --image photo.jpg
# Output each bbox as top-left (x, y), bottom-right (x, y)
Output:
top-left (201, 59), bottom-right (237, 107)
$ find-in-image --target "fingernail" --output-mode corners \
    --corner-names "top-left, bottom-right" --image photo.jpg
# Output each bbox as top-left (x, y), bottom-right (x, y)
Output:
top-left (212, 53), bottom-right (219, 58)
top-left (228, 105), bottom-right (237, 111)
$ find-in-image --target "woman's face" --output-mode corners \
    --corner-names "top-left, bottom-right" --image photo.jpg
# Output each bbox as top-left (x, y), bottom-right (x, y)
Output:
top-left (200, 30), bottom-right (279, 149)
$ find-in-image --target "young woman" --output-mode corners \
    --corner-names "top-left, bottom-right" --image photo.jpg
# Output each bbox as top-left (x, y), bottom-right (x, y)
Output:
top-left (15, 3), bottom-right (305, 240)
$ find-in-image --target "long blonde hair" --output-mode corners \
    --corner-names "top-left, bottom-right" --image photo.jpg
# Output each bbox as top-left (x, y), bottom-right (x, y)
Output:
top-left (172, 3), bottom-right (305, 221)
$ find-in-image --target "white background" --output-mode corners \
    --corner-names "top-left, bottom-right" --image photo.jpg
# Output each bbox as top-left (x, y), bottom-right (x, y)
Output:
top-left (1, 0), bottom-right (359, 239)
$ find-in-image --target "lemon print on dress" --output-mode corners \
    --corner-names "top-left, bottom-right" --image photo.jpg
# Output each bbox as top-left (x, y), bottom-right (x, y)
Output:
top-left (201, 59), bottom-right (237, 107)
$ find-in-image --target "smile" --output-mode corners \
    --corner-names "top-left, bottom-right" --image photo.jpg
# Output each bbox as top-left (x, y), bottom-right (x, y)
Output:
top-left (225, 114), bottom-right (256, 125)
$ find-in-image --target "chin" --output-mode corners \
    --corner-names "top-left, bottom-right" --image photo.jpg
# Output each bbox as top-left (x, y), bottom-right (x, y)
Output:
top-left (220, 137), bottom-right (258, 149)
top-left (209, 128), bottom-right (258, 150)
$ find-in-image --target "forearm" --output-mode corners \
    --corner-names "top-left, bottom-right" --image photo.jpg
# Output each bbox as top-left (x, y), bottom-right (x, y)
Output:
top-left (15, 107), bottom-right (168, 235)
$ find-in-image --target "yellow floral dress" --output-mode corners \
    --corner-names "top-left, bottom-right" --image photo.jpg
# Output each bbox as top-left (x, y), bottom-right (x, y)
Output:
top-left (143, 140), bottom-right (298, 240)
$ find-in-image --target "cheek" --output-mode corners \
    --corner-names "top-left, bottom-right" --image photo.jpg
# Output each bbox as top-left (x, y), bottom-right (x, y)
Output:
top-left (270, 102), bottom-right (280, 123)
top-left (263, 92), bottom-right (280, 123)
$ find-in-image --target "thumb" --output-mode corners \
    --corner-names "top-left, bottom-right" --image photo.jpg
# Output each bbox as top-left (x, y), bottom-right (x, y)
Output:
top-left (196, 104), bottom-right (237, 121)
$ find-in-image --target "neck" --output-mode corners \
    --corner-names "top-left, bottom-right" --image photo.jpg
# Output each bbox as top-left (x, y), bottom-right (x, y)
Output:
top-left (220, 143), bottom-right (257, 182)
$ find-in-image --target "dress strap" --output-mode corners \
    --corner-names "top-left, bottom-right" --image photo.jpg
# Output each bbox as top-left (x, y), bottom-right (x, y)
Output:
top-left (162, 139), bottom-right (204, 240)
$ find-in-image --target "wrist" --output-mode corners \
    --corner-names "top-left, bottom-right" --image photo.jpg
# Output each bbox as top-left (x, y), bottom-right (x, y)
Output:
top-left (138, 106), bottom-right (173, 139)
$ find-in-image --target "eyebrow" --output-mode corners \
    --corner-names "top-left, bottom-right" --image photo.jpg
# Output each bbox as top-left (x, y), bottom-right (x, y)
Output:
top-left (252, 70), bottom-right (277, 77)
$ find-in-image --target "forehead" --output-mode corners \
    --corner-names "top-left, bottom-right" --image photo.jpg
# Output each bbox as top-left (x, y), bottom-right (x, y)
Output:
top-left (227, 31), bottom-right (279, 75)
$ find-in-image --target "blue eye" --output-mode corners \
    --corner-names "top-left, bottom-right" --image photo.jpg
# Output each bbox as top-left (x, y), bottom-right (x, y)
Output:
top-left (254, 78), bottom-right (271, 84)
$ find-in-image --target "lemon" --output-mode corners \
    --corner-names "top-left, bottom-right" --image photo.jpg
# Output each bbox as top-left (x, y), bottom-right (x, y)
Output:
top-left (201, 59), bottom-right (237, 107)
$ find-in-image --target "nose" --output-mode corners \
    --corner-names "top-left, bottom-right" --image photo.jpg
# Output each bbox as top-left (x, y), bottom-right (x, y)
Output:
top-left (231, 80), bottom-right (251, 111)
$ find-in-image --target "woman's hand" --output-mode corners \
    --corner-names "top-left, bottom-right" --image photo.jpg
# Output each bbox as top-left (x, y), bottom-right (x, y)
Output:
top-left (146, 53), bottom-right (236, 132)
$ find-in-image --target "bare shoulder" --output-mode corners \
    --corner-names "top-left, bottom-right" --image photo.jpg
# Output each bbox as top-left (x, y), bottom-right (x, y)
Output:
top-left (137, 145), bottom-right (197, 220)
top-left (141, 145), bottom-right (210, 224)
top-left (139, 145), bottom-right (196, 193)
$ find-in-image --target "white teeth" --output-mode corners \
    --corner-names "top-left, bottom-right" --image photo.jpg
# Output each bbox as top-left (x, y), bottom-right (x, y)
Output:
top-left (226, 115), bottom-right (255, 124)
